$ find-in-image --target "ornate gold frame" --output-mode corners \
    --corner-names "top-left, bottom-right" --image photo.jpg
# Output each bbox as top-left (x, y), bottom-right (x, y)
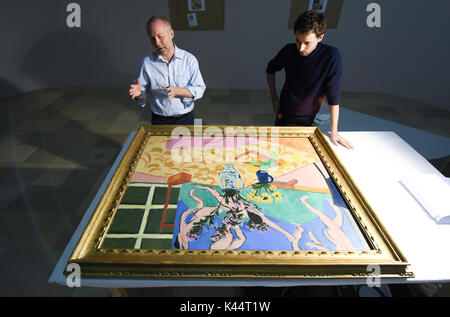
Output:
top-left (68, 125), bottom-right (412, 279)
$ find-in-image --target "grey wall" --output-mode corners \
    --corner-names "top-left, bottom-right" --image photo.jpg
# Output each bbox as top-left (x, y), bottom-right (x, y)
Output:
top-left (1, 0), bottom-right (449, 110)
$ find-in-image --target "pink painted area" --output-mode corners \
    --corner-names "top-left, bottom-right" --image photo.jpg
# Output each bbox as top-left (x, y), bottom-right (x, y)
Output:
top-left (130, 172), bottom-right (167, 184)
top-left (275, 162), bottom-right (328, 189)
top-left (166, 136), bottom-right (260, 150)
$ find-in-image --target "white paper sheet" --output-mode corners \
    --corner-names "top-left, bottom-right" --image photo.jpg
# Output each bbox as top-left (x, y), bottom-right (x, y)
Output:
top-left (400, 174), bottom-right (450, 224)
top-left (187, 13), bottom-right (198, 27)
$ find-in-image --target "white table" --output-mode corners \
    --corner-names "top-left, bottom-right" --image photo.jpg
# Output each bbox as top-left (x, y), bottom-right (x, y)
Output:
top-left (316, 107), bottom-right (450, 160)
top-left (326, 131), bottom-right (450, 284)
top-left (49, 130), bottom-right (450, 288)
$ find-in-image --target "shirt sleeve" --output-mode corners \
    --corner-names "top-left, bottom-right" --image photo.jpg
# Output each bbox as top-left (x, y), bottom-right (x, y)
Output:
top-left (185, 56), bottom-right (206, 101)
top-left (266, 45), bottom-right (288, 74)
top-left (324, 49), bottom-right (343, 106)
top-left (136, 57), bottom-right (150, 108)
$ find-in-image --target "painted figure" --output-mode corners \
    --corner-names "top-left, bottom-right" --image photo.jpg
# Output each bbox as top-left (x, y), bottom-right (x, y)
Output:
top-left (177, 184), bottom-right (303, 250)
top-left (299, 195), bottom-right (355, 251)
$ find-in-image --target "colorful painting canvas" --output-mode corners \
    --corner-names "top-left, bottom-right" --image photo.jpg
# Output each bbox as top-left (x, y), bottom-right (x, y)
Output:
top-left (69, 126), bottom-right (412, 279)
top-left (101, 134), bottom-right (369, 252)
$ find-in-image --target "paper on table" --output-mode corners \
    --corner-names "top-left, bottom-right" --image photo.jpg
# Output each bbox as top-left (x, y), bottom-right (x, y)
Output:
top-left (400, 174), bottom-right (450, 224)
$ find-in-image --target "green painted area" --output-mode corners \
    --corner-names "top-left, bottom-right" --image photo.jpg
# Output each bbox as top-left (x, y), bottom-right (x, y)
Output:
top-left (180, 183), bottom-right (332, 225)
top-left (169, 187), bottom-right (180, 204)
top-left (248, 160), bottom-right (277, 168)
top-left (102, 238), bottom-right (136, 249)
top-left (140, 239), bottom-right (173, 249)
top-left (152, 187), bottom-right (168, 205)
top-left (144, 208), bottom-right (177, 233)
top-left (180, 183), bottom-right (222, 208)
top-left (107, 209), bottom-right (144, 234)
top-left (121, 187), bottom-right (150, 205)
top-left (144, 209), bottom-right (164, 233)
top-left (100, 184), bottom-right (179, 250)
top-left (241, 187), bottom-right (330, 225)
top-left (164, 208), bottom-right (177, 225)
top-left (161, 226), bottom-right (174, 234)
top-left (262, 159), bottom-right (278, 168)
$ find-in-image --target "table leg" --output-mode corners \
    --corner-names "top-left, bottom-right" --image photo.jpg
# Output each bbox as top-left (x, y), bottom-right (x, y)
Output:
top-left (109, 288), bottom-right (129, 297)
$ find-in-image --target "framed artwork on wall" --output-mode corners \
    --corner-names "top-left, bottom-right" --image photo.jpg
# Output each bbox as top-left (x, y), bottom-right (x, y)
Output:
top-left (308, 0), bottom-right (328, 13)
top-left (169, 0), bottom-right (224, 30)
top-left (289, 0), bottom-right (344, 29)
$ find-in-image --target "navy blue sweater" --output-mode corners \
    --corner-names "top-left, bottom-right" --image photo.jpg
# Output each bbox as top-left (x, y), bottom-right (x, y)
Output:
top-left (266, 43), bottom-right (342, 125)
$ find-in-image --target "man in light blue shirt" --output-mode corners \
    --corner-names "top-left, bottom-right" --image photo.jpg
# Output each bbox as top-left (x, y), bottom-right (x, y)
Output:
top-left (129, 16), bottom-right (206, 125)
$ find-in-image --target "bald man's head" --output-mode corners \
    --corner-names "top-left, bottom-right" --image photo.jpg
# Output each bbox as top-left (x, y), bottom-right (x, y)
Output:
top-left (146, 16), bottom-right (175, 57)
top-left (146, 16), bottom-right (172, 33)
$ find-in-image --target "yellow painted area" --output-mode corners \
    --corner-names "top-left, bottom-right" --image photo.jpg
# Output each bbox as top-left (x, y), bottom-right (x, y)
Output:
top-left (247, 165), bottom-right (259, 173)
top-left (135, 136), bottom-right (320, 187)
top-left (291, 154), bottom-right (304, 162)
top-left (293, 185), bottom-right (331, 194)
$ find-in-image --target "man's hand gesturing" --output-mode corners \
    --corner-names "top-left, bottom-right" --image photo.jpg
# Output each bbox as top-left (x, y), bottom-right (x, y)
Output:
top-left (162, 85), bottom-right (179, 100)
top-left (129, 78), bottom-right (142, 100)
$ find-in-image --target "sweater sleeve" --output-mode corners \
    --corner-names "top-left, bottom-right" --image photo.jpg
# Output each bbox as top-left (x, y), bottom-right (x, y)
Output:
top-left (324, 48), bottom-right (343, 106)
top-left (266, 45), bottom-right (288, 74)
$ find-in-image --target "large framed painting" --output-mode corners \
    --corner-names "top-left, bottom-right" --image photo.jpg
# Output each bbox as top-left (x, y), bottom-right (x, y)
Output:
top-left (68, 125), bottom-right (412, 278)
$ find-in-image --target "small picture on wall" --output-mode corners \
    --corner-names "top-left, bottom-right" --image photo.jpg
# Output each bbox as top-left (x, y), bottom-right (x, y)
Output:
top-left (308, 0), bottom-right (328, 13)
top-left (187, 13), bottom-right (198, 27)
top-left (188, 0), bottom-right (206, 12)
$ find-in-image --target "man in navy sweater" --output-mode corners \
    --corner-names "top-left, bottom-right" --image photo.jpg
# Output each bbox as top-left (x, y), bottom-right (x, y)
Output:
top-left (266, 11), bottom-right (353, 149)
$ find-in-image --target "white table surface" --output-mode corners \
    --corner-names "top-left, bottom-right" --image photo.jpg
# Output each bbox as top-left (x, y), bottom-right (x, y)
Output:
top-left (49, 130), bottom-right (450, 288)
top-left (316, 107), bottom-right (450, 160)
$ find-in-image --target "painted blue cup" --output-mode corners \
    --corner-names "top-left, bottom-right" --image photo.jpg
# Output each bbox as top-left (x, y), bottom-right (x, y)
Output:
top-left (256, 170), bottom-right (273, 184)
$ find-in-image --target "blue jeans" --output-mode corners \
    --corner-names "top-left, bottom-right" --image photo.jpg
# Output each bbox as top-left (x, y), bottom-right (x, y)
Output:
top-left (151, 111), bottom-right (195, 125)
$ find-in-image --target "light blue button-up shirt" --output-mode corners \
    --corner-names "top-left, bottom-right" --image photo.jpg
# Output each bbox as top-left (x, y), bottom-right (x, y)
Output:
top-left (136, 45), bottom-right (206, 116)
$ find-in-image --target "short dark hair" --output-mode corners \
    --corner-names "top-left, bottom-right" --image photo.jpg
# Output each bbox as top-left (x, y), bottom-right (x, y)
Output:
top-left (294, 10), bottom-right (327, 37)
top-left (146, 16), bottom-right (172, 31)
